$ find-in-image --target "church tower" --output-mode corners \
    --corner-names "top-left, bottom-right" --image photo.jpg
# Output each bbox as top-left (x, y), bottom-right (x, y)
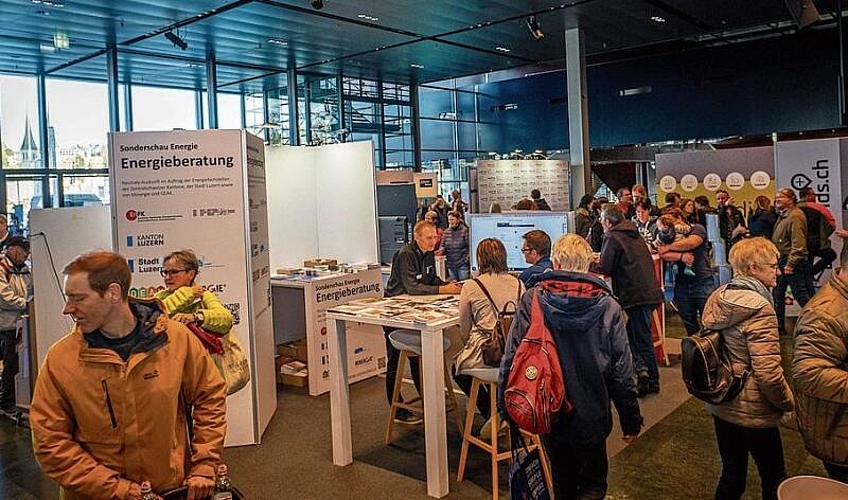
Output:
top-left (18, 113), bottom-right (39, 169)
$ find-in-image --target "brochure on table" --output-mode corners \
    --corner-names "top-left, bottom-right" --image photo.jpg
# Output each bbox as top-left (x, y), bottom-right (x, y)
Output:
top-left (109, 129), bottom-right (275, 447)
top-left (273, 268), bottom-right (386, 395)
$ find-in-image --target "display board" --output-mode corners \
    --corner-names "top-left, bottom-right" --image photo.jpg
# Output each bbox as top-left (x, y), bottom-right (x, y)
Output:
top-left (266, 142), bottom-right (379, 268)
top-left (468, 212), bottom-right (568, 271)
top-left (475, 159), bottom-right (570, 212)
top-left (109, 129), bottom-right (275, 447)
top-left (30, 206), bottom-right (112, 368)
top-left (654, 147), bottom-right (775, 214)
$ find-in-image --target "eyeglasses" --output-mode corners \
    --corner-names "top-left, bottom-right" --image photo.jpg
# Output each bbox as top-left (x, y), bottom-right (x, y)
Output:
top-left (760, 262), bottom-right (779, 270)
top-left (521, 247), bottom-right (532, 253)
top-left (160, 269), bottom-right (189, 277)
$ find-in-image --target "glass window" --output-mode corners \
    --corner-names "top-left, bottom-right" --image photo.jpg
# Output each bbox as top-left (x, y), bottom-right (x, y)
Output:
top-left (218, 93), bottom-right (243, 130)
top-left (131, 86), bottom-right (196, 131)
top-left (0, 75), bottom-right (40, 169)
top-left (47, 78), bottom-right (109, 170)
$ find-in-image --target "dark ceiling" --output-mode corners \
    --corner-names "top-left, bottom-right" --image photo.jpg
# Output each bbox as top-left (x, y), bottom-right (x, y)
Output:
top-left (0, 0), bottom-right (841, 93)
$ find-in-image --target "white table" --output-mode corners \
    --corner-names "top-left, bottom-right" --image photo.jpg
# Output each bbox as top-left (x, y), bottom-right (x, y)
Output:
top-left (326, 300), bottom-right (459, 498)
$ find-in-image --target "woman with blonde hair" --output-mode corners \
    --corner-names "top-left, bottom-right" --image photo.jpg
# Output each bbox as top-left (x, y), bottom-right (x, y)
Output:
top-left (700, 237), bottom-right (794, 500)
top-left (156, 249), bottom-right (233, 335)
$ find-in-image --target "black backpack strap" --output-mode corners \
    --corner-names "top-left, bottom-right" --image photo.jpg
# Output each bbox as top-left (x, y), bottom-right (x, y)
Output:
top-left (472, 277), bottom-right (499, 312)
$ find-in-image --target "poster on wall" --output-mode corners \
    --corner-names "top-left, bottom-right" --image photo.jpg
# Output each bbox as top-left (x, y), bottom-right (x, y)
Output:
top-left (109, 129), bottom-right (274, 446)
top-left (475, 160), bottom-right (569, 212)
top-left (654, 147), bottom-right (775, 216)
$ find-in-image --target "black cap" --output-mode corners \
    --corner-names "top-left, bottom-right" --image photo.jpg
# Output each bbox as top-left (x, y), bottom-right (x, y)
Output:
top-left (6, 236), bottom-right (29, 252)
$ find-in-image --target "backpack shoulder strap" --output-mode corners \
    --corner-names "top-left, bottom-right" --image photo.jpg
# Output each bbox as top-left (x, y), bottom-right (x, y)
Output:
top-left (472, 277), bottom-right (498, 311)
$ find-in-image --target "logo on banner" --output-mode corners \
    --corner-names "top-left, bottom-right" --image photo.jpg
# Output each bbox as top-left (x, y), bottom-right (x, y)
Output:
top-left (126, 209), bottom-right (144, 221)
top-left (726, 172), bottom-right (745, 191)
top-left (659, 176), bottom-right (677, 192)
top-left (126, 233), bottom-right (165, 247)
top-left (133, 257), bottom-right (162, 274)
top-left (680, 174), bottom-right (698, 192)
top-left (703, 174), bottom-right (722, 191)
top-left (791, 173), bottom-right (812, 191)
top-left (792, 159), bottom-right (833, 204)
top-left (127, 259), bottom-right (135, 272)
top-left (192, 207), bottom-right (237, 217)
top-left (751, 171), bottom-right (771, 190)
top-left (129, 285), bottom-right (166, 299)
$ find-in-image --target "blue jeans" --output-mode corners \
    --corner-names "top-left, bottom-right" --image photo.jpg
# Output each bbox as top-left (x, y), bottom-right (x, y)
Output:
top-left (773, 256), bottom-right (812, 331)
top-left (625, 304), bottom-right (660, 386)
top-left (674, 276), bottom-right (716, 335)
top-left (448, 264), bottom-right (470, 281)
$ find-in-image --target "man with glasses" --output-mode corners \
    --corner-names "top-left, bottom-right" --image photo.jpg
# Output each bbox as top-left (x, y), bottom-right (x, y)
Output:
top-left (0, 236), bottom-right (31, 416)
top-left (616, 187), bottom-right (635, 220)
top-left (519, 229), bottom-right (552, 288)
top-left (772, 187), bottom-right (811, 334)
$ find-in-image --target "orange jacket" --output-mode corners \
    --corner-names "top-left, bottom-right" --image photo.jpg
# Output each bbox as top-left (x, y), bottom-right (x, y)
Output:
top-left (30, 302), bottom-right (227, 500)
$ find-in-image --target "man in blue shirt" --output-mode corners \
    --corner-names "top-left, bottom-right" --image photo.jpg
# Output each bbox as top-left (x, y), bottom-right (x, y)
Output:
top-left (519, 230), bottom-right (552, 288)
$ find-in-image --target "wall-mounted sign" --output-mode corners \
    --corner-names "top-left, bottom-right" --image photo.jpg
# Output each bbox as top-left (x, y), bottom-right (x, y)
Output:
top-left (680, 174), bottom-right (698, 192)
top-left (703, 173), bottom-right (722, 191)
top-left (659, 175), bottom-right (677, 193)
top-left (726, 172), bottom-right (745, 191)
top-left (419, 178), bottom-right (433, 188)
top-left (750, 170), bottom-right (771, 190)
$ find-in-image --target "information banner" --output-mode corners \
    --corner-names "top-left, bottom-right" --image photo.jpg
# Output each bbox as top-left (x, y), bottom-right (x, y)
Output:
top-left (109, 129), bottom-right (271, 446)
top-left (475, 160), bottom-right (569, 211)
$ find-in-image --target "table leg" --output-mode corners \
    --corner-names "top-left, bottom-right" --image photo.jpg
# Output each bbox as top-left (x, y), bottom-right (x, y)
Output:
top-left (328, 318), bottom-right (352, 465)
top-left (421, 326), bottom-right (449, 498)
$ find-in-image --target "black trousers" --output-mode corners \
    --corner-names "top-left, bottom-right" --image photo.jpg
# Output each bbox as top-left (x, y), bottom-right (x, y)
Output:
top-left (713, 416), bottom-right (786, 500)
top-left (383, 327), bottom-right (421, 404)
top-left (824, 461), bottom-right (848, 484)
top-left (541, 436), bottom-right (608, 500)
top-left (0, 329), bottom-right (18, 409)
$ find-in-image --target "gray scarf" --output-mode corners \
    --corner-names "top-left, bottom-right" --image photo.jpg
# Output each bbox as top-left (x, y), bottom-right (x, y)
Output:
top-left (727, 274), bottom-right (775, 308)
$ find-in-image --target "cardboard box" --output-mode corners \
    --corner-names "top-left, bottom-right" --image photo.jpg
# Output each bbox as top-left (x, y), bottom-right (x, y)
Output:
top-left (303, 258), bottom-right (338, 269)
top-left (293, 338), bottom-right (308, 362)
top-left (280, 372), bottom-right (308, 387)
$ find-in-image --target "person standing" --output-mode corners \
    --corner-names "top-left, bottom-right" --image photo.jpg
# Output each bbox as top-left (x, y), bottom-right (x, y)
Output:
top-left (657, 208), bottom-right (716, 335)
top-left (792, 243), bottom-right (848, 483)
top-left (438, 211), bottom-right (470, 281)
top-left (518, 229), bottom-right (552, 288)
top-left (616, 187), bottom-right (635, 220)
top-left (575, 194), bottom-right (596, 240)
top-left (717, 190), bottom-right (748, 250)
top-left (499, 234), bottom-right (643, 499)
top-left (748, 195), bottom-right (777, 240)
top-left (530, 189), bottom-right (552, 211)
top-left (771, 187), bottom-right (811, 334)
top-left (0, 237), bottom-right (31, 415)
top-left (450, 189), bottom-right (468, 216)
top-left (701, 237), bottom-right (794, 500)
top-left (384, 221), bottom-right (462, 424)
top-left (633, 199), bottom-right (658, 246)
top-left (797, 186), bottom-right (836, 278)
top-left (30, 251), bottom-right (226, 500)
top-left (597, 204), bottom-right (664, 396)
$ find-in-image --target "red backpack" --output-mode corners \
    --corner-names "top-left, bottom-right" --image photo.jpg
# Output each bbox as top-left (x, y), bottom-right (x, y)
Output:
top-left (503, 289), bottom-right (571, 434)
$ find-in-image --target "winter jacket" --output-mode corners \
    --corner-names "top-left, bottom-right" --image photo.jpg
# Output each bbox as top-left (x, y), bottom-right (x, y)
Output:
top-left (748, 208), bottom-right (777, 240)
top-left (596, 220), bottom-right (664, 309)
top-left (575, 208), bottom-right (593, 239)
top-left (30, 300), bottom-right (227, 500)
top-left (155, 286), bottom-right (233, 335)
top-left (0, 254), bottom-right (30, 331)
top-left (519, 256), bottom-right (552, 289)
top-left (793, 270), bottom-right (848, 466)
top-left (534, 198), bottom-right (552, 211)
top-left (438, 223), bottom-right (470, 270)
top-left (772, 206), bottom-right (808, 268)
top-left (702, 279), bottom-right (794, 428)
top-left (498, 271), bottom-right (643, 444)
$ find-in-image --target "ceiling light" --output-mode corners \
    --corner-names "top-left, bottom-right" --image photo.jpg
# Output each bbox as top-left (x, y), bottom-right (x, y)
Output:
top-left (357, 14), bottom-right (379, 22)
top-left (32, 0), bottom-right (65, 6)
top-left (311, 0), bottom-right (323, 9)
top-left (267, 38), bottom-right (288, 46)
top-left (39, 43), bottom-right (56, 52)
top-left (495, 46), bottom-right (511, 53)
top-left (410, 63), bottom-right (425, 69)
top-left (164, 31), bottom-right (188, 51)
top-left (53, 29), bottom-right (69, 50)
top-left (650, 16), bottom-right (666, 23)
top-left (526, 16), bottom-right (545, 41)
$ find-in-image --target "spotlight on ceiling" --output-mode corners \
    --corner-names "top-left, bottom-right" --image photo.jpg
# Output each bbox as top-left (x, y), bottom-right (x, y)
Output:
top-left (164, 31), bottom-right (188, 51)
top-left (311, 0), bottom-right (323, 9)
top-left (526, 16), bottom-right (545, 41)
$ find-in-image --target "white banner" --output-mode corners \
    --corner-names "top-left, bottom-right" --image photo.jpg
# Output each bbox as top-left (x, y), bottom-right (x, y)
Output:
top-left (475, 159), bottom-right (569, 211)
top-left (109, 129), bottom-right (273, 446)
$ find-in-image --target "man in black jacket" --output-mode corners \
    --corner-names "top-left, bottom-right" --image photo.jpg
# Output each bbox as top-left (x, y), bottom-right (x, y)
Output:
top-left (384, 221), bottom-right (461, 423)
top-left (596, 204), bottom-right (665, 396)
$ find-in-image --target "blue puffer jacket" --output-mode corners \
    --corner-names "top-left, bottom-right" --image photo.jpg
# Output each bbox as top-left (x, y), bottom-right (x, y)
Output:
top-left (438, 222), bottom-right (469, 270)
top-left (498, 271), bottom-right (643, 443)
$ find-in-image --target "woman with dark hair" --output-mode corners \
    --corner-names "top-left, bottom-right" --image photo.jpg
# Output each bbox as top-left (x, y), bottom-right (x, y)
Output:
top-left (453, 238), bottom-right (524, 437)
top-left (681, 198), bottom-right (698, 224)
top-left (748, 195), bottom-right (777, 240)
top-left (156, 249), bottom-right (233, 335)
top-left (575, 193), bottom-right (595, 239)
top-left (633, 198), bottom-right (658, 246)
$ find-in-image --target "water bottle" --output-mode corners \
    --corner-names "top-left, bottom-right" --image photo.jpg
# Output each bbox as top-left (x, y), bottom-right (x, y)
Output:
top-left (213, 463), bottom-right (234, 500)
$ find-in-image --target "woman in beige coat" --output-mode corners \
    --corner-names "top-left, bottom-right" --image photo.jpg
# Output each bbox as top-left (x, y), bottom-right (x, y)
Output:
top-left (701, 237), bottom-right (794, 500)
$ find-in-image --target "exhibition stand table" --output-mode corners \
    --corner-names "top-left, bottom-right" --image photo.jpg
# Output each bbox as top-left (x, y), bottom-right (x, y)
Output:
top-left (326, 295), bottom-right (459, 499)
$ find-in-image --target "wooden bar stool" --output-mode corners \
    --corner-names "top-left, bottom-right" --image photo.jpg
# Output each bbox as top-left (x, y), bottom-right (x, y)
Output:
top-left (456, 367), bottom-right (552, 500)
top-left (385, 329), bottom-right (464, 444)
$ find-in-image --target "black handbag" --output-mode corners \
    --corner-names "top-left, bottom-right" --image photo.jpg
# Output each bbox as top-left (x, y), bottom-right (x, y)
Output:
top-left (508, 422), bottom-right (551, 500)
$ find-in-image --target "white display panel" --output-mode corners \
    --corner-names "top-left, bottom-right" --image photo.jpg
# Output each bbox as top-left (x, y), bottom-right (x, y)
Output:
top-left (266, 142), bottom-right (378, 268)
top-left (475, 159), bottom-right (569, 211)
top-left (30, 206), bottom-right (112, 368)
top-left (468, 212), bottom-right (568, 271)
